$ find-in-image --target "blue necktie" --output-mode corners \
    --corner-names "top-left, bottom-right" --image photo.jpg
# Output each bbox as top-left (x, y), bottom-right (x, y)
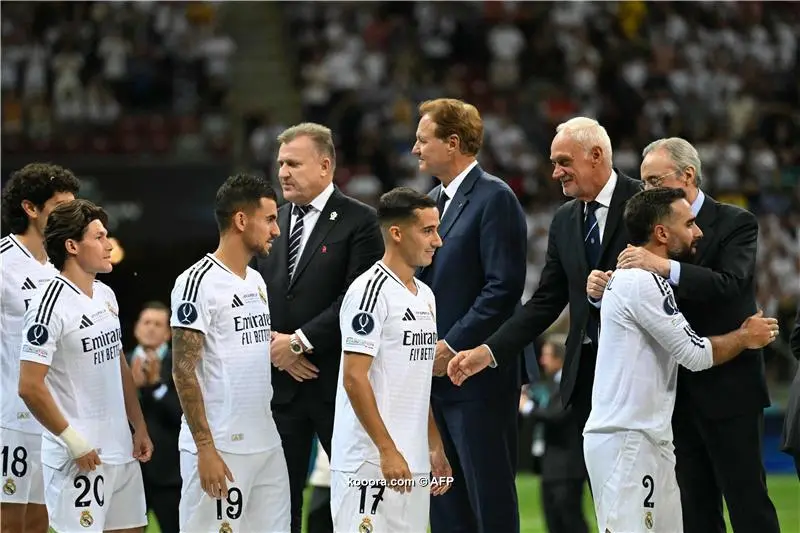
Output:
top-left (436, 190), bottom-right (448, 220)
top-left (585, 201), bottom-right (602, 345)
top-left (584, 201), bottom-right (602, 269)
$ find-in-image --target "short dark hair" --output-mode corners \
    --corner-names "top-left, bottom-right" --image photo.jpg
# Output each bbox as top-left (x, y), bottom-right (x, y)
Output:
top-left (377, 187), bottom-right (437, 229)
top-left (45, 199), bottom-right (109, 271)
top-left (214, 173), bottom-right (277, 232)
top-left (624, 187), bottom-right (688, 246)
top-left (2, 163), bottom-right (80, 234)
top-left (141, 301), bottom-right (169, 314)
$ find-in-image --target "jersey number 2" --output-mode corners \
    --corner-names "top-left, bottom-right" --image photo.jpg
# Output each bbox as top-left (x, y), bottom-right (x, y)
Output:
top-left (642, 474), bottom-right (655, 508)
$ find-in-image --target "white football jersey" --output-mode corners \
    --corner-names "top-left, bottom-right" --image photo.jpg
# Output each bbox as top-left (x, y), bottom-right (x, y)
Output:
top-left (331, 261), bottom-right (437, 474)
top-left (19, 276), bottom-right (132, 468)
top-left (1, 235), bottom-right (57, 433)
top-left (170, 254), bottom-right (280, 455)
top-left (584, 269), bottom-right (713, 442)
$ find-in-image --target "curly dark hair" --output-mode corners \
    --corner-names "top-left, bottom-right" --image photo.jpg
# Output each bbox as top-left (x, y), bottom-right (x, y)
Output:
top-left (1, 163), bottom-right (80, 234)
top-left (45, 199), bottom-right (108, 271)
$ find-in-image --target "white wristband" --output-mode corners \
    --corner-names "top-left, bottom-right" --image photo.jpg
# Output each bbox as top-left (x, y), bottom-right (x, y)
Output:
top-left (58, 425), bottom-right (93, 459)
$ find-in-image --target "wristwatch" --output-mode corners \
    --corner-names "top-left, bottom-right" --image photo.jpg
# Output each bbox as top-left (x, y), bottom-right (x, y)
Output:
top-left (289, 334), bottom-right (304, 355)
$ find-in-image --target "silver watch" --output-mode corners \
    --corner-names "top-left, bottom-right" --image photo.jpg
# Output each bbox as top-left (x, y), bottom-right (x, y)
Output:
top-left (289, 335), bottom-right (304, 355)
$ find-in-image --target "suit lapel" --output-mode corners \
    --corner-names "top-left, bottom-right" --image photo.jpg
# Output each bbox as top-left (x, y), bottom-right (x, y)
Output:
top-left (438, 165), bottom-right (481, 239)
top-left (598, 172), bottom-right (640, 266)
top-left (290, 189), bottom-right (343, 287)
top-left (277, 204), bottom-right (292, 281)
top-left (573, 201), bottom-right (589, 273)
top-left (693, 195), bottom-right (718, 264)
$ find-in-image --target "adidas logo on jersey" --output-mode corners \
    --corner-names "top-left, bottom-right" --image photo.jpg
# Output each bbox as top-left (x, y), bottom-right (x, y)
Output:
top-left (20, 278), bottom-right (36, 290)
top-left (402, 309), bottom-right (416, 321)
top-left (79, 315), bottom-right (94, 329)
top-left (231, 295), bottom-right (244, 308)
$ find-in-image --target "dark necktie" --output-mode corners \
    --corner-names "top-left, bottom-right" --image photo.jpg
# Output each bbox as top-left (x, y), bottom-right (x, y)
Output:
top-left (437, 190), bottom-right (449, 220)
top-left (585, 200), bottom-right (602, 346)
top-left (288, 204), bottom-right (311, 279)
top-left (584, 201), bottom-right (602, 269)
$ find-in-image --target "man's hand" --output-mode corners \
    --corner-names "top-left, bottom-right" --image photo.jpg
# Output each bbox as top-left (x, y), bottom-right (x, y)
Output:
top-left (380, 447), bottom-right (413, 494)
top-left (197, 446), bottom-right (235, 499)
top-left (617, 244), bottom-right (670, 276)
top-left (587, 269), bottom-right (614, 300)
top-left (144, 353), bottom-right (162, 386)
top-left (284, 356), bottom-right (319, 382)
top-left (131, 355), bottom-right (148, 388)
top-left (429, 446), bottom-right (452, 496)
top-left (447, 346), bottom-right (493, 386)
top-left (75, 450), bottom-right (102, 473)
top-left (432, 341), bottom-right (455, 377)
top-left (270, 332), bottom-right (299, 370)
top-left (132, 426), bottom-right (154, 463)
top-left (740, 310), bottom-right (780, 349)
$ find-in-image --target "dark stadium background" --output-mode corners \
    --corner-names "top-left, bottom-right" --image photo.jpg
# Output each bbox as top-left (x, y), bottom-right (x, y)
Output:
top-left (2, 2), bottom-right (798, 531)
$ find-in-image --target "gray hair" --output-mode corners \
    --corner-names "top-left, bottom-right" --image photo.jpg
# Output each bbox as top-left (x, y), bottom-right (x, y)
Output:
top-left (556, 117), bottom-right (613, 164)
top-left (277, 122), bottom-right (336, 166)
top-left (642, 137), bottom-right (703, 188)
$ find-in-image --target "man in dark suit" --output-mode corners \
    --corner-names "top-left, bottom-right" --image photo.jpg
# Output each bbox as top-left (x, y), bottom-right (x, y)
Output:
top-left (527, 336), bottom-right (588, 533)
top-left (413, 98), bottom-right (528, 533)
top-left (782, 304), bottom-right (800, 480)
top-left (613, 137), bottom-right (779, 532)
top-left (251, 122), bottom-right (383, 532)
top-left (129, 301), bottom-right (182, 533)
top-left (449, 117), bottom-right (642, 436)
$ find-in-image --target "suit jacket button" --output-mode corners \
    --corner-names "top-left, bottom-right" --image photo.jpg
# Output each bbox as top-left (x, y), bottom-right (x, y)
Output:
top-left (286, 294), bottom-right (294, 301)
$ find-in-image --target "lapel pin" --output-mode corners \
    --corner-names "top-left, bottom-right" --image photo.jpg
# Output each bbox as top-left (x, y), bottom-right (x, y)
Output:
top-left (330, 211), bottom-right (338, 221)
top-left (322, 245), bottom-right (327, 254)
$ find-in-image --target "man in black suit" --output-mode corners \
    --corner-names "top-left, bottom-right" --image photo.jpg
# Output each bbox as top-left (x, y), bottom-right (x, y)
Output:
top-left (448, 117), bottom-right (642, 435)
top-left (413, 98), bottom-right (528, 533)
top-left (613, 137), bottom-right (779, 532)
top-left (251, 122), bottom-right (383, 532)
top-left (527, 336), bottom-right (588, 533)
top-left (129, 301), bottom-right (182, 533)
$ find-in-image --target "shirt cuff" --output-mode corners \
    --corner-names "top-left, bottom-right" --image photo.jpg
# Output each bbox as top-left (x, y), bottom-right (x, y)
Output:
top-left (669, 261), bottom-right (681, 286)
top-left (588, 295), bottom-right (602, 309)
top-left (482, 344), bottom-right (498, 369)
top-left (442, 340), bottom-right (457, 356)
top-left (295, 329), bottom-right (314, 352)
top-left (152, 384), bottom-right (168, 401)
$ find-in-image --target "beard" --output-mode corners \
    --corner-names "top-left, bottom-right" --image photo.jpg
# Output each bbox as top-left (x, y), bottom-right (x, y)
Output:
top-left (667, 242), bottom-right (697, 263)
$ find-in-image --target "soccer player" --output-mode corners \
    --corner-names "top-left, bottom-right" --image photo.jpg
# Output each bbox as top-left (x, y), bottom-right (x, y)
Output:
top-left (18, 199), bottom-right (153, 532)
top-left (170, 173), bottom-right (289, 533)
top-left (1, 163), bottom-right (79, 533)
top-left (330, 187), bottom-right (452, 533)
top-left (582, 188), bottom-right (779, 533)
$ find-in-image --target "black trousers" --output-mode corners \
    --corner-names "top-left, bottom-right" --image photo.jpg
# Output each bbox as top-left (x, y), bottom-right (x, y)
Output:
top-left (541, 479), bottom-right (589, 533)
top-left (673, 395), bottom-right (779, 533)
top-left (144, 483), bottom-right (181, 533)
top-left (272, 389), bottom-right (335, 533)
top-left (306, 486), bottom-right (333, 533)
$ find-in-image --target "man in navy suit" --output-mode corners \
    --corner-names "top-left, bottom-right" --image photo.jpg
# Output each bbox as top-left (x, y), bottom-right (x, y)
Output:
top-left (413, 98), bottom-right (528, 533)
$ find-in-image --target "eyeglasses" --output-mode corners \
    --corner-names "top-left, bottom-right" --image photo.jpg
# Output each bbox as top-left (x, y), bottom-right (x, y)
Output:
top-left (642, 169), bottom-right (683, 188)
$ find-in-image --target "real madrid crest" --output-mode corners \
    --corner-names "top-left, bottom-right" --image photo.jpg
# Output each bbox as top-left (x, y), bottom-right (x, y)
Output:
top-left (219, 521), bottom-right (233, 533)
top-left (3, 478), bottom-right (16, 495)
top-left (80, 510), bottom-right (94, 528)
top-left (359, 516), bottom-right (374, 533)
top-left (258, 286), bottom-right (267, 304)
top-left (106, 301), bottom-right (118, 316)
top-left (644, 510), bottom-right (654, 530)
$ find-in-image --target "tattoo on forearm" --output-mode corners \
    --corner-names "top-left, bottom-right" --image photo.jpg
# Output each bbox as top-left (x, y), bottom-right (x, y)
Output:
top-left (172, 328), bottom-right (213, 448)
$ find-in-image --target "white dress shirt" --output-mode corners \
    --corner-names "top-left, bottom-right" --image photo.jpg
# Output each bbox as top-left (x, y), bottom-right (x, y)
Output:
top-left (440, 160), bottom-right (478, 217)
top-left (587, 170), bottom-right (618, 241)
top-left (289, 181), bottom-right (336, 350)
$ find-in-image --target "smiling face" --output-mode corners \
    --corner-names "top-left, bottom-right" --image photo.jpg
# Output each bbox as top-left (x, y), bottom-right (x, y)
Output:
top-left (69, 219), bottom-right (114, 274)
top-left (393, 207), bottom-right (442, 268)
top-left (412, 114), bottom-right (452, 178)
top-left (277, 135), bottom-right (332, 205)
top-left (549, 132), bottom-right (600, 200)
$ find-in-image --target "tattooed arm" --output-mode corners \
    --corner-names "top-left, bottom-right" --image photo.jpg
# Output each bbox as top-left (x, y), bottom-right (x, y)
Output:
top-left (171, 327), bottom-right (214, 449)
